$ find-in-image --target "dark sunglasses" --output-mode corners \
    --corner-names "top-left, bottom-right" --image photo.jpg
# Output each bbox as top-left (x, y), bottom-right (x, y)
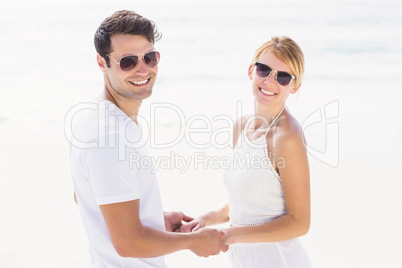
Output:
top-left (254, 62), bottom-right (295, 86)
top-left (107, 51), bottom-right (160, 72)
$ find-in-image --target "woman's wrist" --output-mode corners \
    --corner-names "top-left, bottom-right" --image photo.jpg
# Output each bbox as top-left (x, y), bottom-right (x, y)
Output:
top-left (221, 227), bottom-right (236, 245)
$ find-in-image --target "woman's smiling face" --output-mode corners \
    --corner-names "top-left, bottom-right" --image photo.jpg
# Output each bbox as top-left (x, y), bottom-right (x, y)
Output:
top-left (249, 50), bottom-right (299, 108)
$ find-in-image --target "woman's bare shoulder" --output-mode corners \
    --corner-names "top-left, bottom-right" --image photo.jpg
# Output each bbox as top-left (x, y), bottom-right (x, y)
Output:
top-left (276, 111), bottom-right (305, 150)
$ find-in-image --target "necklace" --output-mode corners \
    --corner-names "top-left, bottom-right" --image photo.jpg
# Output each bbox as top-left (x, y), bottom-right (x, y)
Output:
top-left (264, 106), bottom-right (286, 135)
top-left (247, 106), bottom-right (286, 140)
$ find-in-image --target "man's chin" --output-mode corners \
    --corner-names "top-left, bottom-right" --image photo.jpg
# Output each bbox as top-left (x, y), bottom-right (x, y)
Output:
top-left (141, 90), bottom-right (153, 100)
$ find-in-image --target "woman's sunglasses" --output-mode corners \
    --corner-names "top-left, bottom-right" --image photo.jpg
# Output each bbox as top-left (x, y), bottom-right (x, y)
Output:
top-left (254, 62), bottom-right (295, 86)
top-left (107, 51), bottom-right (160, 72)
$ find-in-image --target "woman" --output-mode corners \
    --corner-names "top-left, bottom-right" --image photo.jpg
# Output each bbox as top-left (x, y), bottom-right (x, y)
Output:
top-left (182, 36), bottom-right (311, 267)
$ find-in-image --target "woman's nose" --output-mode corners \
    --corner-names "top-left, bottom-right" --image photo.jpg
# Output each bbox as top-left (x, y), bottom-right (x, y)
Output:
top-left (263, 70), bottom-right (276, 85)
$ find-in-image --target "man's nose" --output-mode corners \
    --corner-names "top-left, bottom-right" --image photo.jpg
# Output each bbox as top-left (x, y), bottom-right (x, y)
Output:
top-left (132, 59), bottom-right (150, 76)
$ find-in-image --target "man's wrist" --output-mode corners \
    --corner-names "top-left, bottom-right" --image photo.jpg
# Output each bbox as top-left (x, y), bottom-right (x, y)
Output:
top-left (185, 231), bottom-right (197, 251)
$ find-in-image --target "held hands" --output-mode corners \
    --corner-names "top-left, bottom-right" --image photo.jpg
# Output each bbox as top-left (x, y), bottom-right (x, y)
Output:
top-left (181, 217), bottom-right (230, 257)
top-left (180, 218), bottom-right (207, 233)
top-left (189, 228), bottom-right (229, 257)
top-left (164, 211), bottom-right (230, 257)
top-left (164, 211), bottom-right (194, 232)
top-left (179, 217), bottom-right (207, 233)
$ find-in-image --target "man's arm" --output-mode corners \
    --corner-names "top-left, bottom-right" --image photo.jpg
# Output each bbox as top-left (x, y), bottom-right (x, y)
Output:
top-left (100, 199), bottom-right (228, 258)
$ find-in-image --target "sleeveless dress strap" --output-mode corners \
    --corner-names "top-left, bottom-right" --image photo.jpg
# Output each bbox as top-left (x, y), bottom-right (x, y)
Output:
top-left (243, 106), bottom-right (286, 139)
top-left (264, 106), bottom-right (286, 136)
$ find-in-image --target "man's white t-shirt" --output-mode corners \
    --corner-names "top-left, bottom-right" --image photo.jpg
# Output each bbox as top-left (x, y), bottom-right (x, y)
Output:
top-left (68, 100), bottom-right (168, 267)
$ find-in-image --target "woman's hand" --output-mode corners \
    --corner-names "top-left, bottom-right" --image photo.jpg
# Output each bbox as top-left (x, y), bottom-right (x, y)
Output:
top-left (179, 217), bottom-right (207, 233)
top-left (179, 204), bottom-right (229, 233)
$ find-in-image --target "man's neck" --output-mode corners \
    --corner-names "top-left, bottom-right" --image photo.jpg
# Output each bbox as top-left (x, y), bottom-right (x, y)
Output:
top-left (101, 86), bottom-right (141, 124)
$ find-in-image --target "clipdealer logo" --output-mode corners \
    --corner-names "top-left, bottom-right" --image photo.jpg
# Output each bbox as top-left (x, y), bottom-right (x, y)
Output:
top-left (65, 100), bottom-right (340, 170)
top-left (302, 100), bottom-right (339, 168)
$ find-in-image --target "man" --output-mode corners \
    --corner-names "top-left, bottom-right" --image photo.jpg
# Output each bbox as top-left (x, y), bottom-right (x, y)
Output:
top-left (68, 10), bottom-right (228, 267)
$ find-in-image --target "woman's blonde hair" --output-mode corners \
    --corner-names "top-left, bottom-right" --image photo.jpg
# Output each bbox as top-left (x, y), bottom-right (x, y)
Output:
top-left (252, 36), bottom-right (304, 88)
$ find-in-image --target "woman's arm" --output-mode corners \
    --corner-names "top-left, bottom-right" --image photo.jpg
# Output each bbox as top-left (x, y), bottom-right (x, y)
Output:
top-left (224, 125), bottom-right (310, 244)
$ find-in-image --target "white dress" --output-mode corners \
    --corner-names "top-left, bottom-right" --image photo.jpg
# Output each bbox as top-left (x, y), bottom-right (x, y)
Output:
top-left (223, 108), bottom-right (311, 268)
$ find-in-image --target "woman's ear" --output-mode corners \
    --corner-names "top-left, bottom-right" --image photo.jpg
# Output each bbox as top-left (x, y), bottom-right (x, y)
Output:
top-left (97, 54), bottom-right (108, 73)
top-left (248, 64), bottom-right (254, 80)
top-left (291, 83), bottom-right (301, 94)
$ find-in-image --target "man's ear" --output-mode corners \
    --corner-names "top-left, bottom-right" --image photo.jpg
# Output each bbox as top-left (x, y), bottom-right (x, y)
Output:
top-left (291, 83), bottom-right (301, 94)
top-left (248, 64), bottom-right (254, 80)
top-left (97, 54), bottom-right (108, 73)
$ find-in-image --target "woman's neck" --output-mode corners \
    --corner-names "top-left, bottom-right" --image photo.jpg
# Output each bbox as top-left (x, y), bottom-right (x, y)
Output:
top-left (253, 102), bottom-right (285, 129)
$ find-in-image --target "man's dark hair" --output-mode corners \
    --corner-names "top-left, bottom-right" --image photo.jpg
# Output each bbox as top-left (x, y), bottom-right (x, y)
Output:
top-left (94, 10), bottom-right (161, 67)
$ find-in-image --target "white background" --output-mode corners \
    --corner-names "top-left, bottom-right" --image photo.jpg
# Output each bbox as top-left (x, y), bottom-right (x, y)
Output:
top-left (0, 0), bottom-right (401, 267)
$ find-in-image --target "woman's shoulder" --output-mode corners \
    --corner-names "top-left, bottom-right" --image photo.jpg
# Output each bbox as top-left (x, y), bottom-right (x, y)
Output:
top-left (279, 110), bottom-right (302, 133)
top-left (275, 111), bottom-right (306, 150)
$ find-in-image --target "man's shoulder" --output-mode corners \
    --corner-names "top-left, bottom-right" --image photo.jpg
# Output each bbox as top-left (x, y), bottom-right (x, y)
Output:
top-left (68, 100), bottom-right (108, 143)
top-left (66, 100), bottom-right (143, 150)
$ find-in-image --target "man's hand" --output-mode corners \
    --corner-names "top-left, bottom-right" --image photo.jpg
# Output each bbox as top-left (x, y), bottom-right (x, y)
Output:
top-left (189, 228), bottom-right (229, 257)
top-left (164, 211), bottom-right (194, 232)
